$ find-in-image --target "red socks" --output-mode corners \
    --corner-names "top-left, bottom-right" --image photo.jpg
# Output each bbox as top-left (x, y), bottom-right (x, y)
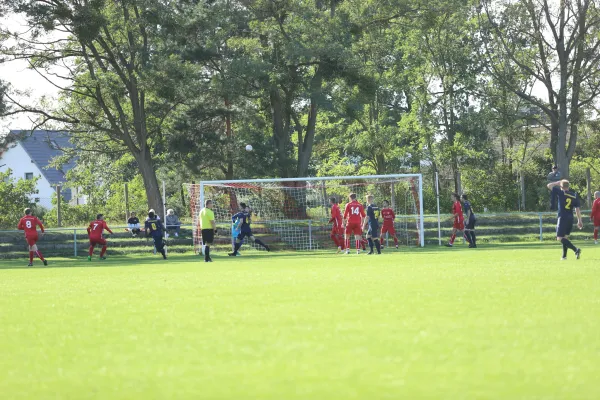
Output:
top-left (29, 251), bottom-right (45, 263)
top-left (345, 238), bottom-right (350, 250)
top-left (449, 234), bottom-right (456, 244)
top-left (393, 237), bottom-right (398, 246)
top-left (89, 246), bottom-right (94, 256)
top-left (100, 246), bottom-right (107, 257)
top-left (332, 235), bottom-right (343, 248)
top-left (355, 240), bottom-right (360, 250)
top-left (595, 228), bottom-right (598, 240)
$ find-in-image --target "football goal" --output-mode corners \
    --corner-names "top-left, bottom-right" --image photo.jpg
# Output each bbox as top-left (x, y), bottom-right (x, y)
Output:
top-left (185, 174), bottom-right (424, 253)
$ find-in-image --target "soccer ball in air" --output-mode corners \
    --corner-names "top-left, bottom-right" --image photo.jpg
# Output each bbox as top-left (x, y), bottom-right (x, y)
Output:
top-left (245, 144), bottom-right (253, 151)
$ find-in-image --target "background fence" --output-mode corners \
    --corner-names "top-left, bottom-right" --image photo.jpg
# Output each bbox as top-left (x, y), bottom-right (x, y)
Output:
top-left (0, 211), bottom-right (595, 259)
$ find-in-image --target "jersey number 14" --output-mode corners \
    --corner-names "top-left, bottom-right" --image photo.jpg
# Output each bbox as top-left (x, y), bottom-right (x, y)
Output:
top-left (351, 207), bottom-right (360, 215)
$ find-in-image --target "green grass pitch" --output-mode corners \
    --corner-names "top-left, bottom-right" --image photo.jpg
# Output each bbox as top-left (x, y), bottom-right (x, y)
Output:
top-left (1, 243), bottom-right (600, 399)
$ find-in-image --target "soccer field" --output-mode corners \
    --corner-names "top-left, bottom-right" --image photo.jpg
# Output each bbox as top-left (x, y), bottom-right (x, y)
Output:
top-left (1, 244), bottom-right (599, 399)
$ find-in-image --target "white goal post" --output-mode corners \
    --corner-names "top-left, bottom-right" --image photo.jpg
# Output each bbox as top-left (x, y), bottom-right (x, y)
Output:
top-left (185, 174), bottom-right (425, 253)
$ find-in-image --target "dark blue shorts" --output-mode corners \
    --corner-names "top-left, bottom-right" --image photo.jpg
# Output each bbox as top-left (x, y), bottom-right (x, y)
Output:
top-left (152, 234), bottom-right (164, 250)
top-left (465, 215), bottom-right (476, 230)
top-left (237, 229), bottom-right (253, 241)
top-left (368, 224), bottom-right (380, 238)
top-left (556, 216), bottom-right (573, 237)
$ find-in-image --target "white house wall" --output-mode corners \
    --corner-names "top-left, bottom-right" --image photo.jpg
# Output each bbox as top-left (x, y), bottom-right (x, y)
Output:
top-left (0, 143), bottom-right (57, 209)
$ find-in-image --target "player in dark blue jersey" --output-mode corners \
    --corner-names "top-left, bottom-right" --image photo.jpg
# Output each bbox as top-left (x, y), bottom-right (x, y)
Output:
top-left (547, 179), bottom-right (583, 260)
top-left (145, 211), bottom-right (167, 260)
top-left (363, 195), bottom-right (381, 254)
top-left (228, 204), bottom-right (270, 256)
top-left (461, 194), bottom-right (477, 248)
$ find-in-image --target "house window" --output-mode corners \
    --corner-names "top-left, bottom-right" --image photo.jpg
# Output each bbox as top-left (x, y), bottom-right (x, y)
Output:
top-left (25, 173), bottom-right (34, 180)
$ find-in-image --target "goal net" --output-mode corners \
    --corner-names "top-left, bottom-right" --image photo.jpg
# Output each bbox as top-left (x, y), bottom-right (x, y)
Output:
top-left (185, 174), bottom-right (424, 254)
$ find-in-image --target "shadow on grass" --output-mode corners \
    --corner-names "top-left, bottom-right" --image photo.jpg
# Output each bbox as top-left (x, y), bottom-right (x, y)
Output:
top-left (1, 241), bottom-right (596, 269)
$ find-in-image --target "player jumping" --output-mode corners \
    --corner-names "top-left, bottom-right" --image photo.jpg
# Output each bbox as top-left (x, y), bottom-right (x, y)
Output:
top-left (364, 195), bottom-right (381, 254)
top-left (87, 214), bottom-right (113, 261)
top-left (17, 208), bottom-right (47, 267)
top-left (228, 204), bottom-right (270, 256)
top-left (591, 191), bottom-right (600, 245)
top-left (445, 193), bottom-right (466, 247)
top-left (343, 193), bottom-right (366, 254)
top-left (462, 194), bottom-right (477, 248)
top-left (547, 179), bottom-right (583, 260)
top-left (380, 200), bottom-right (399, 249)
top-left (329, 197), bottom-right (344, 253)
top-left (146, 211), bottom-right (167, 259)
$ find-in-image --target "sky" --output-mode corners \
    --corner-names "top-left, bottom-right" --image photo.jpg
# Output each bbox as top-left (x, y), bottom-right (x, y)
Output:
top-left (0, 15), bottom-right (64, 135)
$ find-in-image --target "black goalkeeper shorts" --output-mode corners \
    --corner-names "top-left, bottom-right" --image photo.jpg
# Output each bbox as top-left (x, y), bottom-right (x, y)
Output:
top-left (201, 229), bottom-right (215, 244)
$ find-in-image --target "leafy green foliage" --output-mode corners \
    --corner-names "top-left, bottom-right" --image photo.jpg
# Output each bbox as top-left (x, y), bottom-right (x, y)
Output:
top-left (0, 170), bottom-right (39, 228)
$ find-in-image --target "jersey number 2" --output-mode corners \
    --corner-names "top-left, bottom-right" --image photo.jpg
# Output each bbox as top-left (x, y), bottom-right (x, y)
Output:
top-left (565, 198), bottom-right (572, 210)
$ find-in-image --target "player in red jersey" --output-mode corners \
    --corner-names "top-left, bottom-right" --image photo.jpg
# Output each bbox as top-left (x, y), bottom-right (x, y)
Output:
top-left (591, 191), bottom-right (600, 244)
top-left (17, 208), bottom-right (47, 267)
top-left (343, 193), bottom-right (366, 254)
top-left (329, 197), bottom-right (344, 253)
top-left (87, 214), bottom-right (114, 261)
top-left (380, 200), bottom-right (399, 249)
top-left (446, 193), bottom-right (466, 247)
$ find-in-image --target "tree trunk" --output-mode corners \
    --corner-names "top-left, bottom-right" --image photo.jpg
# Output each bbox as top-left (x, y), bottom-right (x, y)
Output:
top-left (270, 86), bottom-right (291, 177)
top-left (297, 70), bottom-right (322, 177)
top-left (225, 97), bottom-right (235, 180)
top-left (136, 148), bottom-right (164, 218)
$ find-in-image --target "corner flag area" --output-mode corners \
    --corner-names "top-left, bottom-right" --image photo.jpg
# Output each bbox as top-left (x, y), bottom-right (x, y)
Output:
top-left (1, 244), bottom-right (599, 399)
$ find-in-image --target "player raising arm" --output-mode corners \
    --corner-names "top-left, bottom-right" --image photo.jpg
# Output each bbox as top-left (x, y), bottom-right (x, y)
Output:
top-left (87, 214), bottom-right (113, 261)
top-left (329, 197), bottom-right (344, 253)
top-left (17, 208), bottom-right (47, 267)
top-left (145, 211), bottom-right (167, 260)
top-left (591, 191), bottom-right (600, 245)
top-left (343, 193), bottom-right (366, 254)
top-left (547, 180), bottom-right (583, 260)
top-left (380, 200), bottom-right (399, 249)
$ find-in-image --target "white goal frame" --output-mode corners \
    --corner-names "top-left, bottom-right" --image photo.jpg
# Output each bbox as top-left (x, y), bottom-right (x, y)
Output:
top-left (195, 174), bottom-right (425, 248)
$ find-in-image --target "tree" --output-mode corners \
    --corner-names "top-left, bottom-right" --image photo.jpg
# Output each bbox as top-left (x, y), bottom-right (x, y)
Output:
top-left (225, 0), bottom-right (372, 178)
top-left (479, 0), bottom-right (600, 179)
top-left (416, 0), bottom-right (483, 192)
top-left (1, 0), bottom-right (189, 216)
top-left (0, 169), bottom-right (39, 228)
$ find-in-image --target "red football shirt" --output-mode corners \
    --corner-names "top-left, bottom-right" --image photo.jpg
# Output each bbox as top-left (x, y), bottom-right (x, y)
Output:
top-left (329, 204), bottom-right (342, 228)
top-left (591, 198), bottom-right (600, 220)
top-left (381, 208), bottom-right (395, 226)
top-left (17, 215), bottom-right (44, 237)
top-left (343, 200), bottom-right (366, 224)
top-left (87, 220), bottom-right (113, 239)
top-left (452, 201), bottom-right (464, 222)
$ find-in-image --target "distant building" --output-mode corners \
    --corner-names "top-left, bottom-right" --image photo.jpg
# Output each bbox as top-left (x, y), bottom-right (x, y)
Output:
top-left (0, 130), bottom-right (84, 209)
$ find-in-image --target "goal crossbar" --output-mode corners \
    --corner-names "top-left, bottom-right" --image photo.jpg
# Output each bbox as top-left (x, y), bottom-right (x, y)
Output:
top-left (201, 174), bottom-right (422, 185)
